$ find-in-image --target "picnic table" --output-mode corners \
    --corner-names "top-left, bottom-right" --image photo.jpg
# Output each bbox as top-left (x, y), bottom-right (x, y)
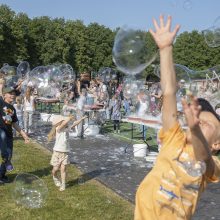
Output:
top-left (36, 97), bottom-right (61, 113)
top-left (122, 115), bottom-right (161, 140)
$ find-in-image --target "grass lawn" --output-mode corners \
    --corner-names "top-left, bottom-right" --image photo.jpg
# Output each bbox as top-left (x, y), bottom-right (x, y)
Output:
top-left (0, 139), bottom-right (134, 220)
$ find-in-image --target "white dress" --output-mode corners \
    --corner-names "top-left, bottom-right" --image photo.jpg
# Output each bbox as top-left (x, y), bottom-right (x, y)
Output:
top-left (53, 127), bottom-right (70, 153)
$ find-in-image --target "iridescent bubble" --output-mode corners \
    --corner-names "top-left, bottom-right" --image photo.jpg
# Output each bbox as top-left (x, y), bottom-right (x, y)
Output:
top-left (12, 173), bottom-right (48, 209)
top-left (112, 26), bottom-right (158, 75)
top-left (183, 0), bottom-right (193, 10)
top-left (59, 64), bottom-right (76, 83)
top-left (203, 17), bottom-right (220, 48)
top-left (17, 61), bottom-right (30, 78)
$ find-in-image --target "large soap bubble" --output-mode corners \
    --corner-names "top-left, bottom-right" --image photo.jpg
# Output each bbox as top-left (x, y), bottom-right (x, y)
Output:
top-left (12, 173), bottom-right (48, 209)
top-left (154, 63), bottom-right (191, 83)
top-left (59, 64), bottom-right (76, 83)
top-left (17, 61), bottom-right (30, 79)
top-left (203, 16), bottom-right (220, 48)
top-left (29, 66), bottom-right (62, 98)
top-left (113, 26), bottom-right (158, 75)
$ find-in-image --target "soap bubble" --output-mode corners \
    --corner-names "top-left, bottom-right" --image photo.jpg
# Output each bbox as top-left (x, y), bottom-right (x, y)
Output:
top-left (154, 64), bottom-right (191, 83)
top-left (98, 67), bottom-right (115, 83)
top-left (182, 160), bottom-right (206, 177)
top-left (5, 75), bottom-right (19, 88)
top-left (123, 78), bottom-right (145, 99)
top-left (17, 61), bottom-right (30, 78)
top-left (190, 66), bottom-right (220, 108)
top-left (203, 16), bottom-right (220, 48)
top-left (154, 63), bottom-right (193, 102)
top-left (12, 173), bottom-right (48, 209)
top-left (183, 0), bottom-right (193, 10)
top-left (59, 64), bottom-right (76, 83)
top-left (29, 66), bottom-right (62, 98)
top-left (0, 64), bottom-right (19, 88)
top-left (46, 65), bottom-right (63, 87)
top-left (113, 26), bottom-right (158, 75)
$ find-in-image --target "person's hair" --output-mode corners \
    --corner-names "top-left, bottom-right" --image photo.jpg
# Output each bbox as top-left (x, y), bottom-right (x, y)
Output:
top-left (198, 98), bottom-right (220, 122)
top-left (47, 121), bottom-right (62, 142)
top-left (215, 103), bottom-right (220, 110)
top-left (25, 86), bottom-right (32, 102)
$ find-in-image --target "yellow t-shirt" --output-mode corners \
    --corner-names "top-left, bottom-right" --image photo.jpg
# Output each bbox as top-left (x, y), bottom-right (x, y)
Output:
top-left (135, 122), bottom-right (220, 220)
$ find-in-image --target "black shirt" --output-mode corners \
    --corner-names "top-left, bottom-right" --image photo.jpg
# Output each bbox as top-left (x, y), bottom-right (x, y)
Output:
top-left (0, 97), bottom-right (18, 138)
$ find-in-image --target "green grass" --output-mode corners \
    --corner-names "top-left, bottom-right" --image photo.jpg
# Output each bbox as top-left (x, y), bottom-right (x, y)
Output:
top-left (102, 121), bottom-right (159, 151)
top-left (0, 139), bottom-right (134, 220)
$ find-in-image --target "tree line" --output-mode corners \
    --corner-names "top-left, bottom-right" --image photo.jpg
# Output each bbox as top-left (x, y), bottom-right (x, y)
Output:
top-left (0, 4), bottom-right (219, 78)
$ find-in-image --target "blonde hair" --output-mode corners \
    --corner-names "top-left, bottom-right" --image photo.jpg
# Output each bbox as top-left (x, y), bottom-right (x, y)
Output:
top-left (47, 121), bottom-right (62, 142)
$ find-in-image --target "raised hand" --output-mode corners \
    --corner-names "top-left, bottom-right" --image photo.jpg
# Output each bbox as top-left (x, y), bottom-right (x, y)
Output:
top-left (181, 96), bottom-right (201, 130)
top-left (149, 15), bottom-right (180, 49)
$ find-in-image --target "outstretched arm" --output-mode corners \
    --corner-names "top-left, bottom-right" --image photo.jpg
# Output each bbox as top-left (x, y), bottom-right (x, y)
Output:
top-left (12, 122), bottom-right (30, 143)
top-left (182, 96), bottom-right (215, 178)
top-left (70, 115), bottom-right (87, 129)
top-left (149, 15), bottom-right (180, 131)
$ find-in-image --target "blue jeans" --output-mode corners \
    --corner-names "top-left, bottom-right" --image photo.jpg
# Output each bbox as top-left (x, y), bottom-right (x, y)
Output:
top-left (0, 128), bottom-right (13, 176)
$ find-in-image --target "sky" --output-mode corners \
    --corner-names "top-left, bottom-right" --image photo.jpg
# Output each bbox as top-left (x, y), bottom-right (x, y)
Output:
top-left (0, 0), bottom-right (220, 33)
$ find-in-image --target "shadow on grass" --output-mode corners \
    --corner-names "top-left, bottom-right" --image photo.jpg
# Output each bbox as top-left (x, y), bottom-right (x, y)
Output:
top-left (67, 168), bottom-right (117, 188)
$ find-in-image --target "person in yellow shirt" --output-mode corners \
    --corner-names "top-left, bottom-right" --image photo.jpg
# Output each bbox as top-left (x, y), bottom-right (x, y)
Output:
top-left (135, 15), bottom-right (220, 220)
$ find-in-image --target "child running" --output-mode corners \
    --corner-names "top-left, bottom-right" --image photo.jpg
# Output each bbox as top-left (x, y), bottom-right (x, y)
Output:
top-left (135, 15), bottom-right (220, 220)
top-left (48, 114), bottom-right (87, 191)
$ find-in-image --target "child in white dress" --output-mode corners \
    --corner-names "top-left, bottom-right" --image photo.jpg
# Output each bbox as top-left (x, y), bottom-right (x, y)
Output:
top-left (48, 114), bottom-right (87, 191)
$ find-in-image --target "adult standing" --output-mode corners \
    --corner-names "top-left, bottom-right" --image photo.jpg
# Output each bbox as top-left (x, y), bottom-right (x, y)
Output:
top-left (23, 86), bottom-right (35, 134)
top-left (76, 88), bottom-right (87, 138)
top-left (0, 87), bottom-right (29, 183)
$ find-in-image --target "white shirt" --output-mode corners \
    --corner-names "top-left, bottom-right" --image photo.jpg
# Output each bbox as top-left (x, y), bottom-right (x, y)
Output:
top-left (138, 100), bottom-right (148, 116)
top-left (53, 127), bottom-right (70, 152)
top-left (77, 96), bottom-right (86, 111)
top-left (13, 104), bottom-right (24, 119)
top-left (24, 96), bottom-right (35, 111)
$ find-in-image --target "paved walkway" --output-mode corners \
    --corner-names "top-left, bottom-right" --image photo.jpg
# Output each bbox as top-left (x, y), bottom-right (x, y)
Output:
top-left (31, 121), bottom-right (220, 220)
